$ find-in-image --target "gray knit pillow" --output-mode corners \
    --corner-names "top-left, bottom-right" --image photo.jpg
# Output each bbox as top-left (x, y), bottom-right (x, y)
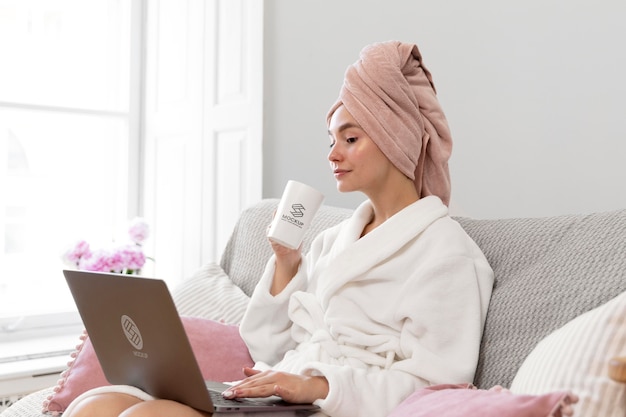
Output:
top-left (457, 209), bottom-right (626, 389)
top-left (220, 199), bottom-right (352, 296)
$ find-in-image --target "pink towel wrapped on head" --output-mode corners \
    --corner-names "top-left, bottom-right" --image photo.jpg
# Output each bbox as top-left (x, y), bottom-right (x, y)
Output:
top-left (327, 41), bottom-right (453, 205)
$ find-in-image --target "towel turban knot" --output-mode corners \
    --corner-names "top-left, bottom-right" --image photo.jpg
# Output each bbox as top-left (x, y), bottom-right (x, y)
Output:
top-left (327, 41), bottom-right (453, 206)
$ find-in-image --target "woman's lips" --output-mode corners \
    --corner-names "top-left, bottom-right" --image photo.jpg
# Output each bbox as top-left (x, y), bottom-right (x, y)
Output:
top-left (333, 169), bottom-right (349, 178)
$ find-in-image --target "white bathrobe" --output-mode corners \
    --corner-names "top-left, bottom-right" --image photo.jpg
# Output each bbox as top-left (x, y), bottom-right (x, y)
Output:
top-left (239, 196), bottom-right (494, 417)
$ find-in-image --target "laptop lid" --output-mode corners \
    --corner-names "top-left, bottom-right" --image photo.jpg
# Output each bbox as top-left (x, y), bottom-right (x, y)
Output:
top-left (63, 269), bottom-right (319, 414)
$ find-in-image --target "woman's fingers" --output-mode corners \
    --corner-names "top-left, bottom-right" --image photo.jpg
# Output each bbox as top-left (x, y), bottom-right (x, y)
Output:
top-left (222, 370), bottom-right (328, 404)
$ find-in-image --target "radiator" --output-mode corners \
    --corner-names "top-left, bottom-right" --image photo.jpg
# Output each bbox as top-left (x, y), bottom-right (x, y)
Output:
top-left (0, 357), bottom-right (67, 412)
top-left (0, 326), bottom-right (82, 411)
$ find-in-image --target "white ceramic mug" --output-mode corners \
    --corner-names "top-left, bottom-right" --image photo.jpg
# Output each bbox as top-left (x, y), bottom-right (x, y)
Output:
top-left (268, 180), bottom-right (325, 250)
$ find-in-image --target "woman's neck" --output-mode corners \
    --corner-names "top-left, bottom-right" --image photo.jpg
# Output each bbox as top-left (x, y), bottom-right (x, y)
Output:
top-left (361, 180), bottom-right (419, 236)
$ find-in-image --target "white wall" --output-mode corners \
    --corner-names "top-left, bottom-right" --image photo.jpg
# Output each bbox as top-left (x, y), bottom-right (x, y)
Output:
top-left (262, 0), bottom-right (626, 219)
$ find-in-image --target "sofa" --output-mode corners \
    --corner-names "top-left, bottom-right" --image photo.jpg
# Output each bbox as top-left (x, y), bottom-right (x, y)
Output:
top-left (3, 198), bottom-right (626, 416)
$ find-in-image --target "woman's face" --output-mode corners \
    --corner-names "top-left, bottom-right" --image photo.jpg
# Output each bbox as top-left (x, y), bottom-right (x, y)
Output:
top-left (327, 105), bottom-right (396, 194)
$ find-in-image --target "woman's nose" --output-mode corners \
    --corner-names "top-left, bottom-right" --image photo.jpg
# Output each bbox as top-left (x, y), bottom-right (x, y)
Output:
top-left (328, 145), bottom-right (339, 162)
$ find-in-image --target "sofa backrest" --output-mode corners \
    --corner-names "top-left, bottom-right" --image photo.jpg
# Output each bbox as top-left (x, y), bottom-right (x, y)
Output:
top-left (220, 199), bottom-right (626, 389)
top-left (220, 199), bottom-right (352, 296)
top-left (457, 209), bottom-right (626, 389)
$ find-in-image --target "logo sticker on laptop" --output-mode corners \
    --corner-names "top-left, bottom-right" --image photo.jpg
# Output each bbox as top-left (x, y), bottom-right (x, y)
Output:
top-left (121, 314), bottom-right (144, 350)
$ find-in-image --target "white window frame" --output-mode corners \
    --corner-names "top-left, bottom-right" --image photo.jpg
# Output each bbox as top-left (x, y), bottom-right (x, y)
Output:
top-left (0, 0), bottom-right (146, 344)
top-left (0, 0), bottom-right (263, 346)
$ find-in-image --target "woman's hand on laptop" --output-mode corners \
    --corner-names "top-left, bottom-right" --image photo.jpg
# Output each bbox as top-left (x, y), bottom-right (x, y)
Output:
top-left (222, 367), bottom-right (328, 404)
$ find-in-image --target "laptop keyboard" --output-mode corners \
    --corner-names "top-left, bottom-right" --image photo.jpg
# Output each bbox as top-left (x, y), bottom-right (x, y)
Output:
top-left (208, 389), bottom-right (278, 408)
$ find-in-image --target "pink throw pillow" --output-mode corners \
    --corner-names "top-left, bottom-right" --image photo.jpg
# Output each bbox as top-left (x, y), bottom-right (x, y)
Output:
top-left (43, 316), bottom-right (253, 414)
top-left (388, 384), bottom-right (577, 417)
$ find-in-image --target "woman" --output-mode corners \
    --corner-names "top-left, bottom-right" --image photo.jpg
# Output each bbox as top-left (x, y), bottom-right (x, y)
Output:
top-left (226, 41), bottom-right (493, 417)
top-left (64, 41), bottom-right (494, 417)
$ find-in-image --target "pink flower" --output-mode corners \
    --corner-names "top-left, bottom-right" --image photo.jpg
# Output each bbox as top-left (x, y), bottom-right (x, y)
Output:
top-left (107, 248), bottom-right (126, 273)
top-left (79, 249), bottom-right (114, 272)
top-left (128, 217), bottom-right (150, 245)
top-left (63, 240), bottom-right (92, 266)
top-left (117, 245), bottom-right (146, 272)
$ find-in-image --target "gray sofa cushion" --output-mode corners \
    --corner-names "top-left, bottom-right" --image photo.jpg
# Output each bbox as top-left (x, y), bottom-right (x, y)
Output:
top-left (458, 209), bottom-right (626, 389)
top-left (0, 388), bottom-right (51, 417)
top-left (220, 199), bottom-right (352, 296)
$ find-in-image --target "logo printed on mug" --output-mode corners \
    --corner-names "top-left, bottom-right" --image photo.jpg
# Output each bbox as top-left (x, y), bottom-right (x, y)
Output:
top-left (290, 203), bottom-right (306, 217)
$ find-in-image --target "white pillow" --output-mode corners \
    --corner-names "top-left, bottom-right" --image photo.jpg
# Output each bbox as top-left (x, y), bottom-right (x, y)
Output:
top-left (172, 262), bottom-right (250, 325)
top-left (510, 289), bottom-right (626, 417)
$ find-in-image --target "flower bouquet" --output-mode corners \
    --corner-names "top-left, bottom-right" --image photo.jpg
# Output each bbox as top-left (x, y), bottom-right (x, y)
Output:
top-left (63, 218), bottom-right (151, 275)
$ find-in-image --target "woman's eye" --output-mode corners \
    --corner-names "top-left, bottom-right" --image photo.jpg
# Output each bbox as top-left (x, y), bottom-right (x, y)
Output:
top-left (346, 137), bottom-right (357, 144)
top-left (329, 140), bottom-right (336, 148)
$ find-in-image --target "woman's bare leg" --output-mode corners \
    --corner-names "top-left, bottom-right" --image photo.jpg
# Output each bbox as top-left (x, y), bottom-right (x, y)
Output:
top-left (63, 393), bottom-right (143, 417)
top-left (65, 394), bottom-right (211, 417)
top-left (121, 399), bottom-right (211, 417)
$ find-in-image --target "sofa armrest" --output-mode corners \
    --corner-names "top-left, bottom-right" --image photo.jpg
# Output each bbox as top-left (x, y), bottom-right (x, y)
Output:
top-left (609, 357), bottom-right (626, 383)
top-left (0, 388), bottom-right (53, 417)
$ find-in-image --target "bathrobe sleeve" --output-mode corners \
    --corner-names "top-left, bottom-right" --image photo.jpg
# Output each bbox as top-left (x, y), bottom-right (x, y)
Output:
top-left (239, 227), bottom-right (335, 365)
top-left (239, 256), bottom-right (306, 365)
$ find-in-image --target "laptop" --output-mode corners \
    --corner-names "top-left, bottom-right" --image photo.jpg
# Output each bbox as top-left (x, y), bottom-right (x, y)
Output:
top-left (63, 269), bottom-right (320, 414)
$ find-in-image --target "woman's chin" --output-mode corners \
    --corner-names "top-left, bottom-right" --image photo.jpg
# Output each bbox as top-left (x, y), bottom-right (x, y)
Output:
top-left (336, 184), bottom-right (358, 194)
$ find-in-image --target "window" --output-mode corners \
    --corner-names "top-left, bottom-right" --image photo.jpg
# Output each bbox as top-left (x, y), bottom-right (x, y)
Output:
top-left (0, 0), bottom-right (264, 342)
top-left (0, 0), bottom-right (137, 326)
